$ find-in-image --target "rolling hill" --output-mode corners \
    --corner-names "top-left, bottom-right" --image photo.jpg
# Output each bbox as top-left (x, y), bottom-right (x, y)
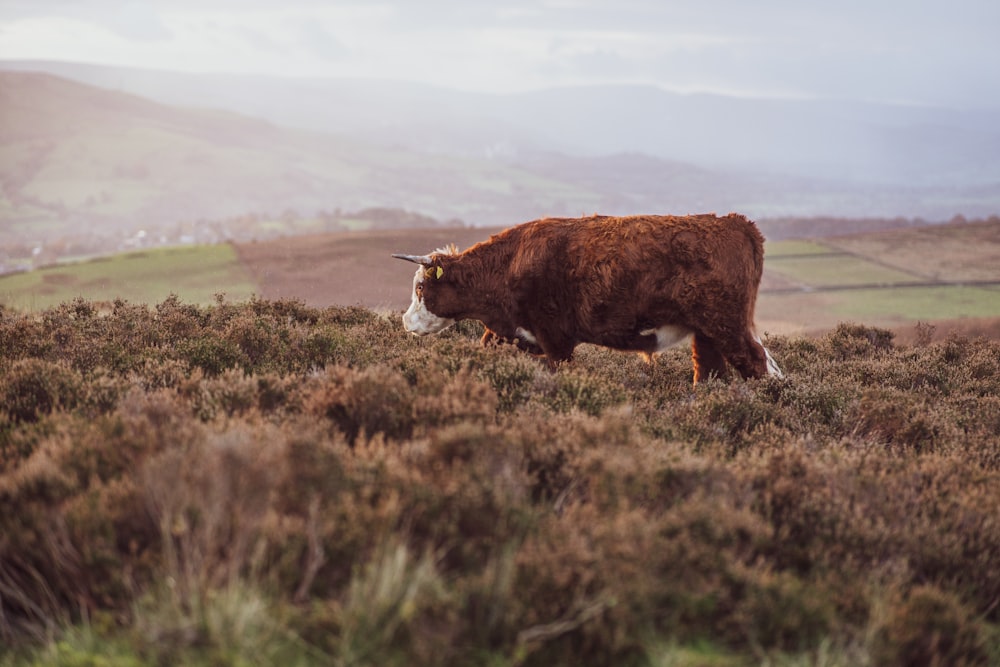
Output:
top-left (1, 70), bottom-right (765, 252)
top-left (4, 64), bottom-right (1000, 264)
top-left (10, 59), bottom-right (1000, 189)
top-left (0, 71), bottom-right (611, 245)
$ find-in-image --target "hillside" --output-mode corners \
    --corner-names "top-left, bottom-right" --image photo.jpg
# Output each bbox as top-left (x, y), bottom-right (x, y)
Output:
top-left (1, 69), bottom-right (807, 257)
top-left (9, 60), bottom-right (1000, 190)
top-left (0, 71), bottom-right (610, 245)
top-left (4, 65), bottom-right (1000, 264)
top-left (1, 298), bottom-right (999, 665)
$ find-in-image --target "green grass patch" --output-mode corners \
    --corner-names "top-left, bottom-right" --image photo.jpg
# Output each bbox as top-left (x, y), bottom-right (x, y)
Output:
top-left (831, 285), bottom-right (1000, 321)
top-left (0, 244), bottom-right (257, 312)
top-left (758, 285), bottom-right (1000, 331)
top-left (767, 255), bottom-right (922, 287)
top-left (765, 239), bottom-right (835, 257)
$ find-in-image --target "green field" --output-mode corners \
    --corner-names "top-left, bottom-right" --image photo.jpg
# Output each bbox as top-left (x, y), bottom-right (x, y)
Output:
top-left (766, 254), bottom-right (923, 287)
top-left (828, 284), bottom-right (1000, 320)
top-left (757, 284), bottom-right (1000, 334)
top-left (764, 239), bottom-right (833, 256)
top-left (0, 244), bottom-right (257, 311)
top-left (756, 236), bottom-right (1000, 333)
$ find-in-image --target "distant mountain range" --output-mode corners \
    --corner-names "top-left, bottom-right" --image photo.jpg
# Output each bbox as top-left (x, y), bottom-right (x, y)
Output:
top-left (2, 60), bottom-right (999, 249)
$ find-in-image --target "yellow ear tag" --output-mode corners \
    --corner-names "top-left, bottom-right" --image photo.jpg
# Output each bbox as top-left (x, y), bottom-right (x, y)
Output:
top-left (435, 266), bottom-right (444, 279)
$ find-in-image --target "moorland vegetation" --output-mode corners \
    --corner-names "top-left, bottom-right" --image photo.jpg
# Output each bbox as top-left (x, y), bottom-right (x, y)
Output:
top-left (1, 296), bottom-right (999, 665)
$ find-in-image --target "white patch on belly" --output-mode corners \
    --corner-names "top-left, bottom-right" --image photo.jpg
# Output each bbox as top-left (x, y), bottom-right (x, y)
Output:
top-left (515, 327), bottom-right (538, 345)
top-left (640, 325), bottom-right (692, 354)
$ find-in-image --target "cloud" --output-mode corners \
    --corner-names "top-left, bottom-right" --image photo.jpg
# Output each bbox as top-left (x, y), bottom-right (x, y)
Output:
top-left (292, 18), bottom-right (347, 62)
top-left (108, 3), bottom-right (171, 41)
top-left (1, 0), bottom-right (998, 106)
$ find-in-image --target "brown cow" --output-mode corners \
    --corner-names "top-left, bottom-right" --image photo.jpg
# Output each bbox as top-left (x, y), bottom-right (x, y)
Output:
top-left (393, 213), bottom-right (782, 384)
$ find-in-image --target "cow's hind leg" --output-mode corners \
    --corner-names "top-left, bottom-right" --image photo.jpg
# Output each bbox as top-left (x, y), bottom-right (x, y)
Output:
top-left (719, 330), bottom-right (775, 380)
top-left (691, 333), bottom-right (730, 385)
top-left (756, 333), bottom-right (784, 378)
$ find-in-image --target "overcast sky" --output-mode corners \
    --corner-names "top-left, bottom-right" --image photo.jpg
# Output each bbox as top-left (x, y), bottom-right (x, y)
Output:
top-left (1, 0), bottom-right (998, 107)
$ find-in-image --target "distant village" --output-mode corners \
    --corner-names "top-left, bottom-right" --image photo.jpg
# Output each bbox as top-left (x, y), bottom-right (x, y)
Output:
top-left (3, 209), bottom-right (991, 277)
top-left (0, 207), bottom-right (465, 276)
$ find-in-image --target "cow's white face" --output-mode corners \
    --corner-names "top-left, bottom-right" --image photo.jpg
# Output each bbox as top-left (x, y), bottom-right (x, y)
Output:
top-left (401, 266), bottom-right (455, 335)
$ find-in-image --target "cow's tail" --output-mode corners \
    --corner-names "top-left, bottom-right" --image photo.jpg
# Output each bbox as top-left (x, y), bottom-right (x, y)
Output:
top-left (746, 220), bottom-right (783, 378)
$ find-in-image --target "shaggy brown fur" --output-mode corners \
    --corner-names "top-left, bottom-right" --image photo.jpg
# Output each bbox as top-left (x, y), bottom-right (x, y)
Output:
top-left (415, 213), bottom-right (772, 384)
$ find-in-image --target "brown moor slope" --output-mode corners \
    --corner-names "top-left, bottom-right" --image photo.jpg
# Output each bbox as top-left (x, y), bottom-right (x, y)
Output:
top-left (233, 219), bottom-right (1000, 339)
top-left (233, 226), bottom-right (508, 312)
top-left (234, 222), bottom-right (809, 313)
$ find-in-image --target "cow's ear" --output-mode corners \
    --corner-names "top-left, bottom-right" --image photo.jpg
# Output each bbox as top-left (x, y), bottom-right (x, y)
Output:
top-left (424, 266), bottom-right (444, 280)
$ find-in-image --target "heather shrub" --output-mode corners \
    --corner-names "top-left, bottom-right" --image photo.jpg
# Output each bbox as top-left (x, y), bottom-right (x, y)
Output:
top-left (142, 423), bottom-right (287, 606)
top-left (180, 368), bottom-right (259, 421)
top-left (223, 308), bottom-right (288, 372)
top-left (177, 335), bottom-right (243, 376)
top-left (769, 375), bottom-right (851, 434)
top-left (850, 389), bottom-right (955, 453)
top-left (511, 504), bottom-right (654, 664)
top-left (871, 585), bottom-right (990, 667)
top-left (305, 365), bottom-right (418, 444)
top-left (728, 566), bottom-right (837, 652)
top-left (0, 359), bottom-right (82, 424)
top-left (1, 297), bottom-right (999, 665)
top-left (650, 495), bottom-right (773, 641)
top-left (826, 322), bottom-right (895, 360)
top-left (475, 349), bottom-right (539, 413)
top-left (300, 324), bottom-right (352, 368)
top-left (534, 365), bottom-right (627, 416)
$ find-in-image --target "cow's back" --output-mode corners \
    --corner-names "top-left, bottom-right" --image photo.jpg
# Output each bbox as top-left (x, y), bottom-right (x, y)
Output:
top-left (501, 214), bottom-right (762, 323)
top-left (565, 213), bottom-right (762, 274)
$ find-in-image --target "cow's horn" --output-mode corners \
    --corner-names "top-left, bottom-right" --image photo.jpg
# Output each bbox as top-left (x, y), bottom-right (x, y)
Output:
top-left (392, 253), bottom-right (432, 265)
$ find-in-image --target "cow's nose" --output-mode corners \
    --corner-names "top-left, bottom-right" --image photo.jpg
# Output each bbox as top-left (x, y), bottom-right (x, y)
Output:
top-left (401, 313), bottom-right (421, 334)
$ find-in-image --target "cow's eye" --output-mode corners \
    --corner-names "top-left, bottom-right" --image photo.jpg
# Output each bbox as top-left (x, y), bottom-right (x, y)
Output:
top-left (415, 283), bottom-right (424, 298)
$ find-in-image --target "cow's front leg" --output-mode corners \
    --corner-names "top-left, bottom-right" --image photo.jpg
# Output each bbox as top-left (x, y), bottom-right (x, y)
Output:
top-left (481, 328), bottom-right (502, 347)
top-left (531, 328), bottom-right (575, 371)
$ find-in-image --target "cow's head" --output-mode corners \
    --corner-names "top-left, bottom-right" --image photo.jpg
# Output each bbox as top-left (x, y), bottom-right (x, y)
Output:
top-left (391, 245), bottom-right (459, 335)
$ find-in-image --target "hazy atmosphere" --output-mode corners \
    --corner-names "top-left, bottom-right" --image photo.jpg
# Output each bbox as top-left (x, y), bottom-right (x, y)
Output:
top-left (2, 1), bottom-right (1000, 265)
top-left (2, 0), bottom-right (999, 105)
